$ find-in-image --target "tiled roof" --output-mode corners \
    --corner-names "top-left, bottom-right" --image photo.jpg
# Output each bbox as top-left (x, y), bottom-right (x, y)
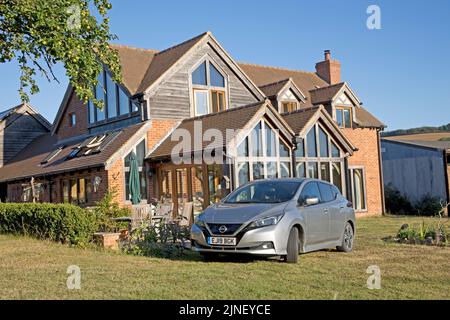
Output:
top-left (259, 78), bottom-right (292, 98)
top-left (0, 103), bottom-right (51, 130)
top-left (383, 139), bottom-right (450, 151)
top-left (0, 122), bottom-right (147, 182)
top-left (309, 82), bottom-right (346, 104)
top-left (149, 102), bottom-right (266, 158)
top-left (282, 106), bottom-right (321, 133)
top-left (239, 63), bottom-right (328, 107)
top-left (355, 107), bottom-right (385, 128)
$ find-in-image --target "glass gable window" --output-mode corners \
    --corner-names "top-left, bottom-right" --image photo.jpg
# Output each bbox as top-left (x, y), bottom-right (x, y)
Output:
top-left (192, 59), bottom-right (227, 116)
top-left (235, 119), bottom-right (292, 186)
top-left (350, 167), bottom-right (366, 211)
top-left (294, 123), bottom-right (345, 194)
top-left (89, 68), bottom-right (138, 125)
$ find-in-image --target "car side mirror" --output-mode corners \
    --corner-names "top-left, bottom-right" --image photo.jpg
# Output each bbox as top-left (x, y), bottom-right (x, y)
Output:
top-left (305, 197), bottom-right (319, 206)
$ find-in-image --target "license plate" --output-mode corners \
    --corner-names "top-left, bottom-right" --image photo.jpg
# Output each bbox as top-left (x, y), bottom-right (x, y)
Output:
top-left (208, 237), bottom-right (237, 246)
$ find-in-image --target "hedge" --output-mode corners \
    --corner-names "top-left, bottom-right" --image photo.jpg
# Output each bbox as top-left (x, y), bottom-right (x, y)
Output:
top-left (0, 203), bottom-right (97, 246)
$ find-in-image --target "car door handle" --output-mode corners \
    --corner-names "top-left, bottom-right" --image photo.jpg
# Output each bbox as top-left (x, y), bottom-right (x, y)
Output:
top-left (323, 208), bottom-right (329, 214)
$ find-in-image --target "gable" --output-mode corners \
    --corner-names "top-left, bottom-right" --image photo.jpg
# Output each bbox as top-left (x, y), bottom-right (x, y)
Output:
top-left (147, 39), bottom-right (262, 120)
top-left (334, 91), bottom-right (354, 106)
top-left (280, 88), bottom-right (298, 101)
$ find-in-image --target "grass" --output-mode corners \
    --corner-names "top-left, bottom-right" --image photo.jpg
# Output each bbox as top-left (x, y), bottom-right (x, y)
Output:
top-left (0, 215), bottom-right (449, 300)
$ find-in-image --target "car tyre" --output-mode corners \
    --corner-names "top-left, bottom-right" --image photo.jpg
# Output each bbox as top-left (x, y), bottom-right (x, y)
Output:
top-left (285, 227), bottom-right (299, 263)
top-left (337, 222), bottom-right (354, 252)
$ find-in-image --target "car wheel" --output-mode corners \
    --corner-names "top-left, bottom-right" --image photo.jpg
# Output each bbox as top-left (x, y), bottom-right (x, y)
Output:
top-left (285, 227), bottom-right (299, 263)
top-left (337, 222), bottom-right (354, 252)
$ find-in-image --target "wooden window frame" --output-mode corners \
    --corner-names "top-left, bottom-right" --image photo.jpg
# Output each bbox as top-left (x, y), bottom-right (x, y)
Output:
top-left (69, 113), bottom-right (76, 127)
top-left (335, 106), bottom-right (353, 129)
top-left (281, 101), bottom-right (298, 113)
top-left (210, 90), bottom-right (226, 114)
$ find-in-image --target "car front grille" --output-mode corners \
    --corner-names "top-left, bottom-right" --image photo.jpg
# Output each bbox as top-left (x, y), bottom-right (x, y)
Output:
top-left (207, 223), bottom-right (242, 235)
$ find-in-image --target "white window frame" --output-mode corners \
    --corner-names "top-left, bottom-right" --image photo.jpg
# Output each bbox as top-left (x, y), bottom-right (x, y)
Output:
top-left (190, 56), bottom-right (229, 117)
top-left (348, 166), bottom-right (367, 212)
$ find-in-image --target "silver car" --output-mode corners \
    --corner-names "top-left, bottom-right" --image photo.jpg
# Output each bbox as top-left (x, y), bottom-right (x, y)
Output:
top-left (190, 178), bottom-right (355, 263)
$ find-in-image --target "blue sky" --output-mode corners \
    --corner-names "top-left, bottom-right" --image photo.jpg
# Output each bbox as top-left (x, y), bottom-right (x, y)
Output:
top-left (1, 0), bottom-right (449, 130)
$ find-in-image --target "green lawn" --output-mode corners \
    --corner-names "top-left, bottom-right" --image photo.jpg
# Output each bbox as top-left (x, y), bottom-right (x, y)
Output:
top-left (0, 216), bottom-right (449, 300)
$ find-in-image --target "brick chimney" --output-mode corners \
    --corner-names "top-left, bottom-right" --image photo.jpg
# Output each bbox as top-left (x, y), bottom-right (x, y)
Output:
top-left (315, 50), bottom-right (341, 84)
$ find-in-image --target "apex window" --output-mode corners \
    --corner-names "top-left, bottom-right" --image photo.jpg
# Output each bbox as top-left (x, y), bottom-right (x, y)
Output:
top-left (192, 60), bottom-right (227, 116)
top-left (281, 101), bottom-right (298, 113)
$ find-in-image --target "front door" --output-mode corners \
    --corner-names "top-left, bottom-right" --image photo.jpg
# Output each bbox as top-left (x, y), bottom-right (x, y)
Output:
top-left (298, 182), bottom-right (330, 245)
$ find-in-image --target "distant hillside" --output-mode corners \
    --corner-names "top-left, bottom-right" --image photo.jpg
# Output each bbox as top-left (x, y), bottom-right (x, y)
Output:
top-left (382, 123), bottom-right (450, 137)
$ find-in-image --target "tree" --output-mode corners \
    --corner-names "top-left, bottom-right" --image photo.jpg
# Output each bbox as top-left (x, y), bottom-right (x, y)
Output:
top-left (0, 0), bottom-right (121, 108)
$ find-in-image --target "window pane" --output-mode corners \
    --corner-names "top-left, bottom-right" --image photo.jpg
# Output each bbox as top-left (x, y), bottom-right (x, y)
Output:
top-left (237, 162), bottom-right (249, 186)
top-left (192, 62), bottom-right (207, 85)
top-left (295, 141), bottom-right (304, 158)
top-left (194, 90), bottom-right (208, 115)
top-left (251, 122), bottom-right (263, 157)
top-left (161, 170), bottom-right (173, 204)
top-left (218, 92), bottom-right (225, 111)
top-left (139, 171), bottom-right (147, 200)
top-left (132, 101), bottom-right (139, 112)
top-left (266, 125), bottom-right (277, 157)
top-left (124, 151), bottom-right (131, 167)
top-left (86, 178), bottom-right (92, 204)
top-left (296, 162), bottom-right (306, 178)
top-left (336, 109), bottom-right (343, 127)
top-left (318, 126), bottom-right (329, 157)
top-left (237, 138), bottom-right (248, 157)
top-left (136, 140), bottom-right (146, 167)
top-left (306, 127), bottom-right (317, 157)
top-left (78, 178), bottom-right (86, 204)
top-left (267, 161), bottom-right (277, 178)
top-left (331, 141), bottom-right (340, 158)
top-left (253, 162), bottom-right (264, 180)
top-left (210, 63), bottom-right (225, 87)
top-left (119, 87), bottom-right (130, 115)
top-left (191, 167), bottom-right (204, 215)
top-left (344, 109), bottom-right (351, 128)
top-left (125, 172), bottom-right (130, 201)
top-left (332, 162), bottom-right (342, 192)
top-left (318, 182), bottom-right (334, 202)
top-left (88, 100), bottom-right (95, 124)
top-left (62, 180), bottom-right (70, 203)
top-left (211, 91), bottom-right (219, 113)
top-left (353, 169), bottom-right (366, 210)
top-left (106, 73), bottom-right (117, 118)
top-left (280, 162), bottom-right (291, 178)
top-left (95, 71), bottom-right (106, 121)
top-left (70, 179), bottom-right (78, 204)
top-left (307, 162), bottom-right (318, 179)
top-left (279, 140), bottom-right (290, 157)
top-left (320, 162), bottom-right (330, 182)
top-left (299, 182), bottom-right (321, 204)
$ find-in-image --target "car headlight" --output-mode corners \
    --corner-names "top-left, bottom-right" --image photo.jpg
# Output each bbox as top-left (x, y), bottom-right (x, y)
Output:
top-left (194, 217), bottom-right (206, 228)
top-left (248, 214), bottom-right (284, 229)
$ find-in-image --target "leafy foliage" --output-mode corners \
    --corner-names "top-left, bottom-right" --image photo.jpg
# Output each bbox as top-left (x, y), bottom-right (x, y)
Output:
top-left (396, 221), bottom-right (448, 246)
top-left (385, 184), bottom-right (444, 216)
top-left (0, 0), bottom-right (121, 107)
top-left (122, 219), bottom-right (190, 259)
top-left (90, 188), bottom-right (130, 232)
top-left (0, 202), bottom-right (97, 245)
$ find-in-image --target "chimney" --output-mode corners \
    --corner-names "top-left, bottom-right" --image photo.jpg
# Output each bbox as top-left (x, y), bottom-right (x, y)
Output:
top-left (315, 50), bottom-right (341, 84)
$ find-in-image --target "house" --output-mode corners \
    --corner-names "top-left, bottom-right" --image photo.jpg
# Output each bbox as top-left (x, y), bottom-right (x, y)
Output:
top-left (0, 32), bottom-right (385, 216)
top-left (0, 103), bottom-right (51, 201)
top-left (381, 139), bottom-right (450, 208)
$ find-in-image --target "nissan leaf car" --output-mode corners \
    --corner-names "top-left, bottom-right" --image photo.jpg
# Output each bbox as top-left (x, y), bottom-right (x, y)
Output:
top-left (190, 178), bottom-right (355, 263)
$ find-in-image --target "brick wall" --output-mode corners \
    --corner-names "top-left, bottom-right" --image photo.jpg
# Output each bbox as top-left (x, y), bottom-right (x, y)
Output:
top-left (55, 91), bottom-right (88, 141)
top-left (342, 127), bottom-right (383, 216)
top-left (146, 119), bottom-right (179, 152)
top-left (106, 158), bottom-right (125, 206)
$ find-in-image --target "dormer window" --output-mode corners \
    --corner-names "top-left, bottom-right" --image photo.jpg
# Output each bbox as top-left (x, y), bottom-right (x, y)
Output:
top-left (335, 106), bottom-right (352, 128)
top-left (192, 60), bottom-right (227, 116)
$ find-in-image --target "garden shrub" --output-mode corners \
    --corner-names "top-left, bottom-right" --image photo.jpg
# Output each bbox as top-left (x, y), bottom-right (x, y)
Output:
top-left (0, 203), bottom-right (97, 246)
top-left (385, 184), bottom-right (445, 216)
top-left (121, 220), bottom-right (190, 259)
top-left (90, 189), bottom-right (131, 232)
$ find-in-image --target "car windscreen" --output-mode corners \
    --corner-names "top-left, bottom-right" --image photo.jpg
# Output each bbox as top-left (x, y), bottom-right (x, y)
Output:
top-left (225, 181), bottom-right (301, 204)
